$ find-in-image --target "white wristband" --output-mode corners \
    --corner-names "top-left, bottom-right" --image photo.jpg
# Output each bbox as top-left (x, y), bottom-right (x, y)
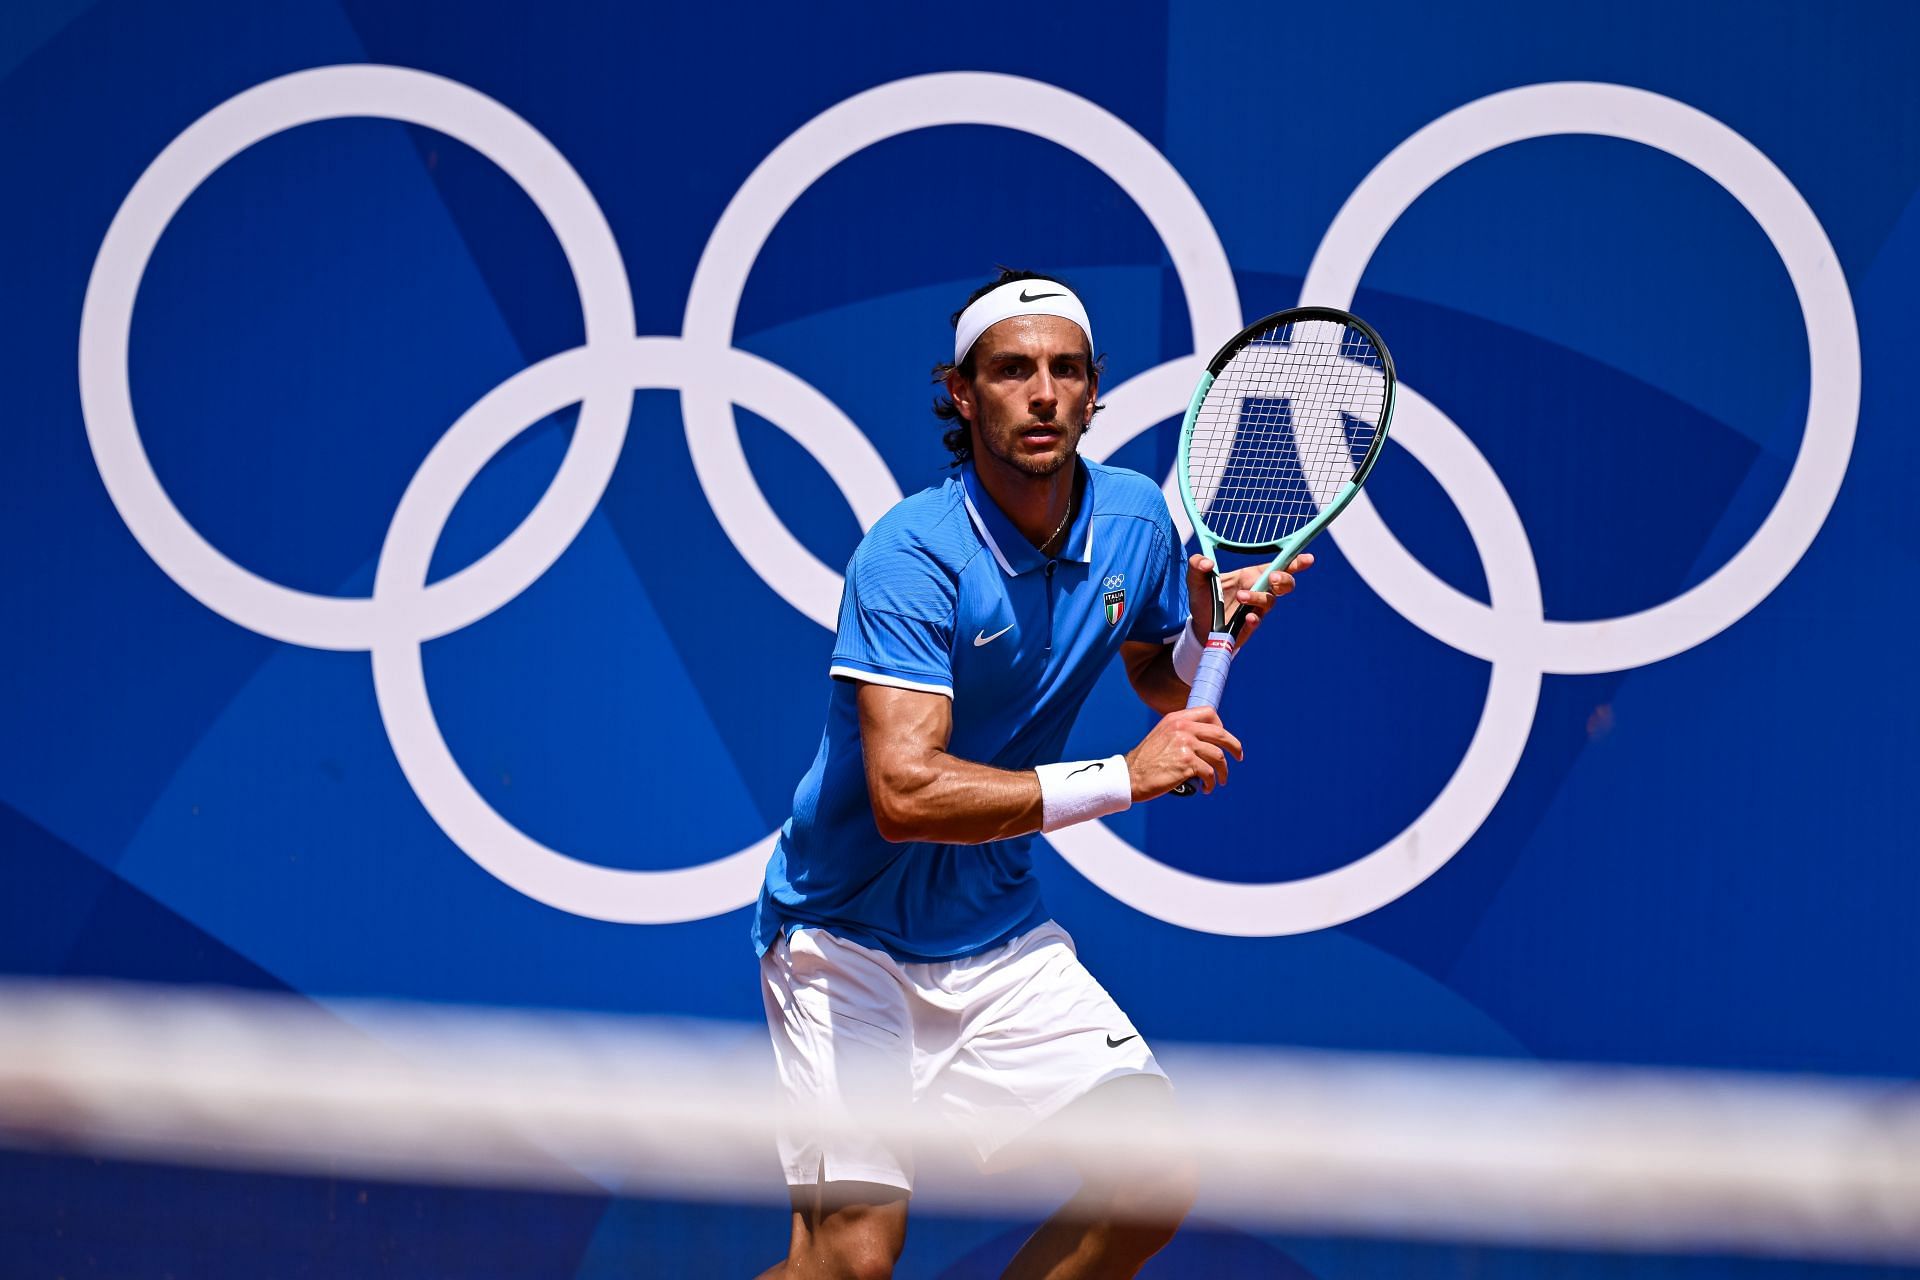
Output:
top-left (1034, 756), bottom-right (1132, 832)
top-left (1170, 624), bottom-right (1205, 686)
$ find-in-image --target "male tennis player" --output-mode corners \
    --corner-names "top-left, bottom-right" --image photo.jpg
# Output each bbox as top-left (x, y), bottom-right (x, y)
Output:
top-left (754, 270), bottom-right (1309, 1279)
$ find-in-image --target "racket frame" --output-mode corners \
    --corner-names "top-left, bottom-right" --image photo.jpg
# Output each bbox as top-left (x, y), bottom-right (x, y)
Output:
top-left (1175, 305), bottom-right (1397, 637)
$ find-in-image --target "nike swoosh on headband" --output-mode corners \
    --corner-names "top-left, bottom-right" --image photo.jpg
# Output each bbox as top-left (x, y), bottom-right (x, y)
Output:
top-left (953, 279), bottom-right (1093, 365)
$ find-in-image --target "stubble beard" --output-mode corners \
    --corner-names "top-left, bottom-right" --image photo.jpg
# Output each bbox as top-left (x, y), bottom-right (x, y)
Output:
top-left (975, 413), bottom-right (1084, 479)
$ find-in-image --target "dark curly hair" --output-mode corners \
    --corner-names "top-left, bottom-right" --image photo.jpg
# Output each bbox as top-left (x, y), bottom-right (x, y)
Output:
top-left (932, 267), bottom-right (1106, 466)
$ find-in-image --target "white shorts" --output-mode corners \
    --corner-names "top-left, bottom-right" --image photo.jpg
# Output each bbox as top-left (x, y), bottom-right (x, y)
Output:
top-left (759, 919), bottom-right (1165, 1192)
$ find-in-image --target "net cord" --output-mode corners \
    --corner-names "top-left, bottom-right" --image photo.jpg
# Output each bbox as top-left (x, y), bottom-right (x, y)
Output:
top-left (1, 980), bottom-right (1916, 1262)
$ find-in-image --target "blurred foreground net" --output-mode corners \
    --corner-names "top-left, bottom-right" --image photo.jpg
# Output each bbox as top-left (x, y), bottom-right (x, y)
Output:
top-left (0, 980), bottom-right (1915, 1265)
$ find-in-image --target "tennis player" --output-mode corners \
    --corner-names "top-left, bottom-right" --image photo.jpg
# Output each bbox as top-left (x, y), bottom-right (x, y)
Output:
top-left (755, 269), bottom-right (1309, 1279)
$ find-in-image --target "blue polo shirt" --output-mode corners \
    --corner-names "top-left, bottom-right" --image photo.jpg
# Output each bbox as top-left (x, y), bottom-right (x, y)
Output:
top-left (752, 457), bottom-right (1191, 962)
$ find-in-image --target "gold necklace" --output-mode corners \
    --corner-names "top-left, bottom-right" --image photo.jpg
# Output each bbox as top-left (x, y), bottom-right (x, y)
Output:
top-left (1040, 490), bottom-right (1072, 554)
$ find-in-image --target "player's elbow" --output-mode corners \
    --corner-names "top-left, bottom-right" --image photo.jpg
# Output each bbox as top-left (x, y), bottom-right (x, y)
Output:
top-left (1121, 640), bottom-right (1185, 714)
top-left (869, 783), bottom-right (926, 843)
top-left (867, 763), bottom-right (936, 843)
top-left (1122, 642), bottom-right (1161, 689)
top-left (872, 806), bottom-right (917, 844)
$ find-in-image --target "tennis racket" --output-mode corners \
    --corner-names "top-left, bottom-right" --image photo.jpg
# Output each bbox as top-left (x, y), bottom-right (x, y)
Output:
top-left (1171, 307), bottom-right (1396, 796)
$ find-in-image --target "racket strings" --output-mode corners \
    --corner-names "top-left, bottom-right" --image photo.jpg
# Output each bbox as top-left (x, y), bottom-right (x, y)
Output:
top-left (1187, 319), bottom-right (1387, 548)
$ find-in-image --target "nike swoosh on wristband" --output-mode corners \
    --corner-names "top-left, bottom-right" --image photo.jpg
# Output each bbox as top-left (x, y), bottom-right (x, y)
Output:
top-left (974, 624), bottom-right (1015, 646)
top-left (1018, 289), bottom-right (1066, 302)
top-left (1067, 761), bottom-right (1105, 779)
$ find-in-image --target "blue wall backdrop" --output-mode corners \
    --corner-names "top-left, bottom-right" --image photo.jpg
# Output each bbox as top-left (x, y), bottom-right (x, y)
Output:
top-left (3, 0), bottom-right (1916, 1275)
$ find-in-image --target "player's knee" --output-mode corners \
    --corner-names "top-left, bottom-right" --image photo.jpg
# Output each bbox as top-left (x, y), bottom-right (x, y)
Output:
top-left (1157, 1152), bottom-right (1200, 1224)
top-left (1088, 1156), bottom-right (1197, 1260)
top-left (785, 1236), bottom-right (899, 1280)
top-left (1135, 1157), bottom-right (1199, 1225)
top-left (802, 1204), bottom-right (905, 1280)
top-left (824, 1233), bottom-right (901, 1280)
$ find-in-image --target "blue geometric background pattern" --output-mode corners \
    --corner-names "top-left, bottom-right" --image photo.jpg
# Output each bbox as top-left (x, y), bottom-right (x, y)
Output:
top-left (3, 1), bottom-right (1916, 1273)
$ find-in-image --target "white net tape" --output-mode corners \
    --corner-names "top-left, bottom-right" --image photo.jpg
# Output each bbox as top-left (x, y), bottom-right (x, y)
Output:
top-left (2, 980), bottom-right (1915, 1261)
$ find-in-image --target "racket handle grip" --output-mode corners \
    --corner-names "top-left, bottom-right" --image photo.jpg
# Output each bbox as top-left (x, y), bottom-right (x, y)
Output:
top-left (1184, 632), bottom-right (1237, 710)
top-left (1171, 633), bottom-right (1237, 798)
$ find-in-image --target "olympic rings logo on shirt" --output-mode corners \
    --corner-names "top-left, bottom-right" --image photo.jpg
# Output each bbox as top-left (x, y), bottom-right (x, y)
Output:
top-left (78, 68), bottom-right (1859, 936)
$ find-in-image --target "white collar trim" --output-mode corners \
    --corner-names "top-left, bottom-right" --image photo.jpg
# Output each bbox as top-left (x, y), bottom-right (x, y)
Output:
top-left (961, 485), bottom-right (1018, 576)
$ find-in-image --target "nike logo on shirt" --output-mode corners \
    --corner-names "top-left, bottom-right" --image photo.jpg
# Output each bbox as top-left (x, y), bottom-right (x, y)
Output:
top-left (1106, 1034), bottom-right (1139, 1048)
top-left (973, 624), bottom-right (1015, 646)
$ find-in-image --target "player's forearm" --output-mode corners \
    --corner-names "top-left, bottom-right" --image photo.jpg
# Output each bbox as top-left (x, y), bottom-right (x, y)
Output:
top-left (867, 750), bottom-right (1046, 846)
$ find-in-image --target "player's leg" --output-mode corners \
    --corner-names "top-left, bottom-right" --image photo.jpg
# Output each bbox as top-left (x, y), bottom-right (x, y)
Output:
top-left (921, 922), bottom-right (1195, 1278)
top-left (759, 928), bottom-right (919, 1279)
top-left (999, 1073), bottom-right (1197, 1279)
top-left (755, 1179), bottom-right (910, 1280)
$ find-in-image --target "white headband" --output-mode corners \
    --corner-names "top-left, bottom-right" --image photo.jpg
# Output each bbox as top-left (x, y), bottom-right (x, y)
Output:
top-left (952, 279), bottom-right (1094, 366)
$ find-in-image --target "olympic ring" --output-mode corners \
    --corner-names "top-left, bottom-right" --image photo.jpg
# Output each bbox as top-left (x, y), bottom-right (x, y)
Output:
top-left (681, 72), bottom-right (1241, 630)
top-left (79, 65), bottom-right (636, 652)
top-left (1047, 385), bottom-right (1545, 936)
top-left (80, 70), bottom-right (1858, 933)
top-left (371, 341), bottom-right (803, 923)
top-left (1302, 82), bottom-right (1860, 676)
top-left (1050, 81), bottom-right (1860, 936)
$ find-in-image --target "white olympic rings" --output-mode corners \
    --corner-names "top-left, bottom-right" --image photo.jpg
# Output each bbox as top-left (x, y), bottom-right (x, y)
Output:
top-left (79, 68), bottom-right (1858, 934)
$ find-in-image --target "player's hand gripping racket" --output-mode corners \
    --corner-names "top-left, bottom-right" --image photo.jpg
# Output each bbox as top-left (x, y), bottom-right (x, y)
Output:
top-left (1171, 307), bottom-right (1396, 796)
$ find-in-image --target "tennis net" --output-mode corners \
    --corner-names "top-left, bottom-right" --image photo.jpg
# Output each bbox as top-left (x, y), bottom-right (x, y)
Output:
top-left (1, 979), bottom-right (1914, 1267)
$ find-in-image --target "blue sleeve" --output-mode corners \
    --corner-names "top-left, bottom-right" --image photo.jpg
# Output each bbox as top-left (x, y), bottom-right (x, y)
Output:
top-left (1127, 507), bottom-right (1191, 644)
top-left (828, 542), bottom-right (956, 698)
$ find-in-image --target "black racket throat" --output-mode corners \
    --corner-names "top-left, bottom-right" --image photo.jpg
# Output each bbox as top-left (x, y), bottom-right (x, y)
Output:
top-left (1206, 543), bottom-right (1306, 638)
top-left (1207, 570), bottom-right (1255, 639)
